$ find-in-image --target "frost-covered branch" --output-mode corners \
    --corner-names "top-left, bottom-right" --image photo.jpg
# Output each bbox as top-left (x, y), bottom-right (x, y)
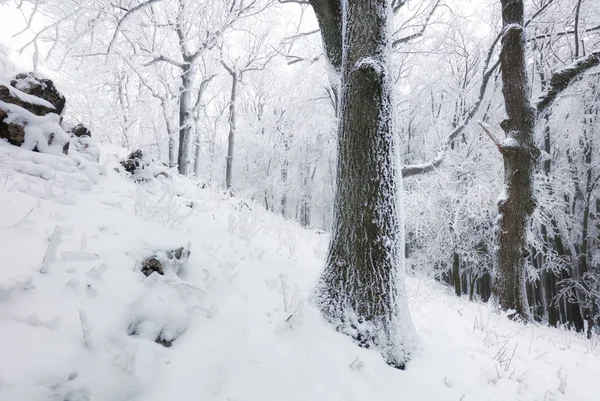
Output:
top-left (477, 121), bottom-right (502, 149)
top-left (143, 54), bottom-right (185, 69)
top-left (402, 47), bottom-right (501, 178)
top-left (401, 152), bottom-right (444, 178)
top-left (107, 0), bottom-right (164, 55)
top-left (392, 0), bottom-right (441, 48)
top-left (524, 0), bottom-right (557, 28)
top-left (391, 0), bottom-right (408, 13)
top-left (536, 51), bottom-right (600, 114)
top-left (529, 24), bottom-right (600, 42)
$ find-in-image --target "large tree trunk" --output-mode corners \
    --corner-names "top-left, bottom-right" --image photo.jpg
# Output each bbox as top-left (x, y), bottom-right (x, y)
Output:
top-left (495, 0), bottom-right (537, 319)
top-left (313, 0), bottom-right (416, 369)
top-left (178, 64), bottom-right (193, 175)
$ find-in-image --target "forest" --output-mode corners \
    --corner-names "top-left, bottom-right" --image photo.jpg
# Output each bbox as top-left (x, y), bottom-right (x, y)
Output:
top-left (0, 0), bottom-right (599, 396)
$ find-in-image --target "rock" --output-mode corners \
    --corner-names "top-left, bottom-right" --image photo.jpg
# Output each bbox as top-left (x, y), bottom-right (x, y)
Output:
top-left (120, 149), bottom-right (170, 181)
top-left (155, 334), bottom-right (173, 348)
top-left (0, 84), bottom-right (55, 117)
top-left (70, 123), bottom-right (91, 138)
top-left (140, 256), bottom-right (164, 276)
top-left (0, 73), bottom-right (69, 154)
top-left (10, 72), bottom-right (66, 115)
top-left (120, 149), bottom-right (145, 175)
top-left (139, 246), bottom-right (191, 277)
top-left (0, 109), bottom-right (25, 145)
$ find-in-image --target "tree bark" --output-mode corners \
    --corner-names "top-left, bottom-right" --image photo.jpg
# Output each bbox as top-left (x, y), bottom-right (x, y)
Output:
top-left (194, 132), bottom-right (202, 177)
top-left (309, 0), bottom-right (343, 73)
top-left (495, 0), bottom-right (537, 319)
top-left (452, 252), bottom-right (461, 297)
top-left (312, 0), bottom-right (416, 369)
top-left (178, 63), bottom-right (193, 175)
top-left (226, 72), bottom-right (238, 190)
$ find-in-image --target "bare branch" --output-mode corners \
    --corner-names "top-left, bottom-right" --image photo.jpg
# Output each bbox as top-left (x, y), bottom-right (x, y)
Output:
top-left (143, 54), bottom-right (185, 69)
top-left (477, 121), bottom-right (502, 150)
top-left (392, 0), bottom-right (441, 48)
top-left (529, 24), bottom-right (600, 42)
top-left (536, 51), bottom-right (600, 114)
top-left (220, 59), bottom-right (235, 76)
top-left (401, 152), bottom-right (444, 178)
top-left (107, 0), bottom-right (163, 56)
top-left (193, 74), bottom-right (218, 113)
top-left (402, 50), bottom-right (502, 178)
top-left (392, 0), bottom-right (408, 14)
top-left (11, 0), bottom-right (41, 37)
top-left (524, 0), bottom-right (557, 28)
top-left (282, 29), bottom-right (320, 43)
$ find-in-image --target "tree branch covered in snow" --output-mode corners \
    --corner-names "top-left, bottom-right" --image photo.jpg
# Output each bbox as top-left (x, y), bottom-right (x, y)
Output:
top-left (536, 51), bottom-right (600, 114)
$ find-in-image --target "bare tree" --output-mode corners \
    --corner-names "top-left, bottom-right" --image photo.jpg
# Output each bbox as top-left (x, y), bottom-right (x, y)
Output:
top-left (482, 0), bottom-right (600, 319)
top-left (220, 37), bottom-right (274, 190)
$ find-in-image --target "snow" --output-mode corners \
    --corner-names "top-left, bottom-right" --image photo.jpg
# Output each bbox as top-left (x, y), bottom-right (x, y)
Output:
top-left (0, 144), bottom-right (599, 401)
top-left (0, 100), bottom-right (69, 154)
top-left (0, 78), bottom-right (56, 110)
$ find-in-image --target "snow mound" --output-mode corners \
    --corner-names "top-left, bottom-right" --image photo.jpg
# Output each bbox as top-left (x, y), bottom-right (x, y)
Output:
top-left (0, 140), bottom-right (106, 204)
top-left (0, 144), bottom-right (598, 401)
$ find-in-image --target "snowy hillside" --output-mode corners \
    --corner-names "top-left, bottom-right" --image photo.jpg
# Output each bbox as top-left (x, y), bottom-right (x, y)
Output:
top-left (0, 142), bottom-right (599, 401)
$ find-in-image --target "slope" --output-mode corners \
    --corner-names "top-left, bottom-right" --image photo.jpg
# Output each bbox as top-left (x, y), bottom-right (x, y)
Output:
top-left (0, 142), bottom-right (598, 401)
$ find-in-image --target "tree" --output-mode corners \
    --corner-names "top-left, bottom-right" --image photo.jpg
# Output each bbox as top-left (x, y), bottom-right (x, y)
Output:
top-left (15, 0), bottom-right (269, 175)
top-left (482, 0), bottom-right (600, 319)
top-left (220, 35), bottom-right (274, 190)
top-left (308, 0), bottom-right (417, 368)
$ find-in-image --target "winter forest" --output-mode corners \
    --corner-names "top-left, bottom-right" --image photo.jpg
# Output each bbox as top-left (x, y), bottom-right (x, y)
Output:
top-left (1, 0), bottom-right (600, 400)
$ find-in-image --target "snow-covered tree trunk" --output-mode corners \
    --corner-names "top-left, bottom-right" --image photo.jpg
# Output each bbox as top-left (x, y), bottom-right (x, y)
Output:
top-left (194, 132), bottom-right (202, 177)
top-left (225, 72), bottom-right (238, 190)
top-left (312, 0), bottom-right (416, 369)
top-left (495, 0), bottom-right (537, 320)
top-left (178, 64), bottom-right (193, 175)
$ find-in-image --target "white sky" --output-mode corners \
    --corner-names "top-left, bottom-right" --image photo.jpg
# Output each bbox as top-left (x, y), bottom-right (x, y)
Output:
top-left (0, 4), bottom-right (39, 71)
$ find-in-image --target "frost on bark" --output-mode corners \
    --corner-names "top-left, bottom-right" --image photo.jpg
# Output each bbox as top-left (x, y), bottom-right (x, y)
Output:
top-left (494, 0), bottom-right (600, 320)
top-left (177, 63), bottom-right (193, 175)
top-left (495, 0), bottom-right (537, 319)
top-left (311, 0), bottom-right (416, 369)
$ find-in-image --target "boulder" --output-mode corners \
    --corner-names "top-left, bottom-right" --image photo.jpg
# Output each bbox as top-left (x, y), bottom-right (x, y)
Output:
top-left (0, 73), bottom-right (68, 153)
top-left (10, 72), bottom-right (65, 115)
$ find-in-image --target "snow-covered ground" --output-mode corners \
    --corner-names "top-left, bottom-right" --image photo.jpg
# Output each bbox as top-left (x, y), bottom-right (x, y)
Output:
top-left (0, 142), bottom-right (598, 401)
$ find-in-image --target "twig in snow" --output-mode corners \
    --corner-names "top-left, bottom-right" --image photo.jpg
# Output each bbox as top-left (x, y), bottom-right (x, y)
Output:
top-left (349, 357), bottom-right (364, 371)
top-left (505, 343), bottom-right (518, 372)
top-left (79, 310), bottom-right (92, 349)
top-left (557, 367), bottom-right (568, 394)
top-left (40, 226), bottom-right (63, 274)
top-left (12, 208), bottom-right (34, 227)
